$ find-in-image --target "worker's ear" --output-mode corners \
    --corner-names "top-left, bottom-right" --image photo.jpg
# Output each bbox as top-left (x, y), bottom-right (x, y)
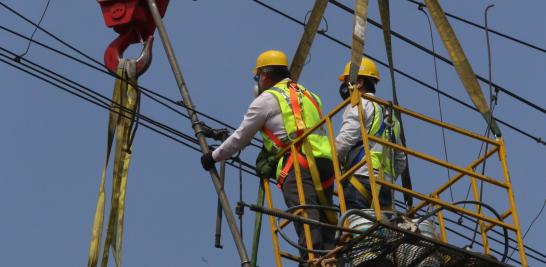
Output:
top-left (356, 77), bottom-right (366, 91)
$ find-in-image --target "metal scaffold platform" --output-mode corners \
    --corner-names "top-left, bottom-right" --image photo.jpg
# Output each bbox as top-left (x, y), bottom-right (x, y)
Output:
top-left (338, 220), bottom-right (512, 267)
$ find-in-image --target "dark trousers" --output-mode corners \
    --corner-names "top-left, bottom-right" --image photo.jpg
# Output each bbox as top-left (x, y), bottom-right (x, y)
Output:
top-left (281, 157), bottom-right (336, 261)
top-left (343, 175), bottom-right (393, 210)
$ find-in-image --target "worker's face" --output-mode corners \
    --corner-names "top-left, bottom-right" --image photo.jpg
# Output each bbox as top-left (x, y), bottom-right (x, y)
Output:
top-left (253, 70), bottom-right (270, 96)
top-left (253, 73), bottom-right (261, 97)
top-left (339, 77), bottom-right (350, 100)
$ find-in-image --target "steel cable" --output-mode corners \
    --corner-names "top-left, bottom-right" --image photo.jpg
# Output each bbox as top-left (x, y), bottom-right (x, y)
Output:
top-left (250, 0), bottom-right (546, 147)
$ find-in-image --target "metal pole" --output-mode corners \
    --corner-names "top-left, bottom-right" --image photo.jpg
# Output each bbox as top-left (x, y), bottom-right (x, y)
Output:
top-left (145, 1), bottom-right (251, 266)
top-left (214, 159), bottom-right (226, 249)
top-left (250, 183), bottom-right (265, 267)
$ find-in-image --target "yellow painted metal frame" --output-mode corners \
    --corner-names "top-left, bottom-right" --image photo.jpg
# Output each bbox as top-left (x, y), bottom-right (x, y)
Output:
top-left (262, 92), bottom-right (527, 266)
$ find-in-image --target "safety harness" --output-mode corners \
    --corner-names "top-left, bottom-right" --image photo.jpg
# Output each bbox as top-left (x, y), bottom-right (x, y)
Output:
top-left (345, 101), bottom-right (397, 210)
top-left (261, 82), bottom-right (337, 223)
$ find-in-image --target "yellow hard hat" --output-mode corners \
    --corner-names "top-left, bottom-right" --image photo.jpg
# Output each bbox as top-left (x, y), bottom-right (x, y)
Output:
top-left (253, 50), bottom-right (289, 75)
top-left (338, 58), bottom-right (380, 81)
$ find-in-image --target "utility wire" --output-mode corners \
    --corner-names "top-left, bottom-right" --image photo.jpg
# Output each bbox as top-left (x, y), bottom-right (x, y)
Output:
top-left (0, 46), bottom-right (261, 178)
top-left (0, 26), bottom-right (263, 150)
top-left (251, 0), bottom-right (546, 147)
top-left (508, 199), bottom-right (546, 258)
top-left (469, 5), bottom-right (497, 249)
top-left (250, 2), bottom-right (546, 262)
top-left (4, 43), bottom-right (545, 265)
top-left (16, 0), bottom-right (51, 59)
top-left (394, 201), bottom-right (545, 265)
top-left (406, 0), bottom-right (546, 54)
top-left (2, 3), bottom-right (545, 262)
top-left (1, 1), bottom-right (544, 147)
top-left (327, 0), bottom-right (546, 117)
top-left (418, 5), bottom-right (454, 203)
top-left (0, 1), bottom-right (264, 148)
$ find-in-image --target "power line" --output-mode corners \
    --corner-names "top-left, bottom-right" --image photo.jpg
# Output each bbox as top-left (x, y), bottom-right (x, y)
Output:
top-left (327, 0), bottom-right (546, 117)
top-left (251, 0), bottom-right (546, 147)
top-left (2, 2), bottom-right (545, 261)
top-left (0, 21), bottom-right (264, 149)
top-left (2, 1), bottom-right (544, 148)
top-left (3, 37), bottom-right (545, 266)
top-left (509, 199), bottom-right (546, 259)
top-left (394, 200), bottom-right (546, 265)
top-left (251, 1), bottom-right (546, 263)
top-left (0, 1), bottom-right (264, 148)
top-left (419, 5), bottom-right (454, 203)
top-left (17, 0), bottom-right (51, 59)
top-left (406, 0), bottom-right (546, 54)
top-left (0, 46), bottom-right (261, 177)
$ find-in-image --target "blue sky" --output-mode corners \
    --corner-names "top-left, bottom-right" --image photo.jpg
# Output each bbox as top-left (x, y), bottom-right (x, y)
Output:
top-left (0, 1), bottom-right (545, 266)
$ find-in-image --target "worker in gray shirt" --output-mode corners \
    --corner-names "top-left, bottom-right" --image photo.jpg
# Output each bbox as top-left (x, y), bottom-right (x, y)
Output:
top-left (201, 50), bottom-right (336, 262)
top-left (335, 58), bottom-right (407, 211)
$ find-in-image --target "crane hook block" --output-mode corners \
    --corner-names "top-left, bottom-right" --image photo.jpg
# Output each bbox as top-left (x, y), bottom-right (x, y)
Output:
top-left (97, 0), bottom-right (169, 75)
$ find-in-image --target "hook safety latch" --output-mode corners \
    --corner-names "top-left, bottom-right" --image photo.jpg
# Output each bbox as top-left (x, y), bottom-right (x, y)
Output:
top-left (97, 0), bottom-right (169, 75)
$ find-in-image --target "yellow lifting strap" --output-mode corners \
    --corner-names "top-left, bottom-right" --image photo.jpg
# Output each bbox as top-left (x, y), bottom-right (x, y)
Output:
top-left (289, 0), bottom-right (328, 81)
top-left (302, 141), bottom-right (338, 224)
top-left (424, 0), bottom-right (501, 136)
top-left (348, 0), bottom-right (369, 85)
top-left (349, 170), bottom-right (393, 211)
top-left (88, 60), bottom-right (139, 267)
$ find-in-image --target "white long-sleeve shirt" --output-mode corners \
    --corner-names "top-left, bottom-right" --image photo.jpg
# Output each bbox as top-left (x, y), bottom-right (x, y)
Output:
top-left (212, 80), bottom-right (290, 161)
top-left (335, 93), bottom-right (407, 180)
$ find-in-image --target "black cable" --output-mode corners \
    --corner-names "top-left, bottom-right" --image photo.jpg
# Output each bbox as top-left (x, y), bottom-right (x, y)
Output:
top-left (238, 153), bottom-right (244, 238)
top-left (5, 37), bottom-right (533, 265)
top-left (418, 5), bottom-right (454, 204)
top-left (275, 204), bottom-right (341, 254)
top-left (2, 3), bottom-right (543, 148)
top-left (392, 201), bottom-right (532, 265)
top-left (469, 5), bottom-right (497, 249)
top-left (0, 46), bottom-right (263, 179)
top-left (416, 200), bottom-right (508, 263)
top-left (16, 0), bottom-right (51, 59)
top-left (3, 3), bottom-right (545, 262)
top-left (508, 199), bottom-right (546, 259)
top-left (406, 0), bottom-right (546, 54)
top-left (251, 0), bottom-right (546, 147)
top-left (328, 0), bottom-right (546, 117)
top-left (406, 199), bottom-right (546, 265)
top-left (396, 198), bottom-right (546, 264)
top-left (0, 7), bottom-right (265, 147)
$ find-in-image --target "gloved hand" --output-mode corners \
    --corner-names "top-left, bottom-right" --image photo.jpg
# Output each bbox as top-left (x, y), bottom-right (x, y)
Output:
top-left (255, 148), bottom-right (277, 178)
top-left (200, 151), bottom-right (215, 170)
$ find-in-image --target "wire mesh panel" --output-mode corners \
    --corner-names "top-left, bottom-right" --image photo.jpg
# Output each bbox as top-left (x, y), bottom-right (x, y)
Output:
top-left (338, 222), bottom-right (512, 267)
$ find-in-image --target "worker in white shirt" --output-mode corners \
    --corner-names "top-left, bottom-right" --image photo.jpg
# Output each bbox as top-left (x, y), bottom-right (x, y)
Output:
top-left (335, 58), bottom-right (407, 211)
top-left (201, 50), bottom-right (336, 261)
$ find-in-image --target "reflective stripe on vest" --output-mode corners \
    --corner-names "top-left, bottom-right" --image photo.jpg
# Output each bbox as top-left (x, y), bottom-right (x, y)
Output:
top-left (260, 81), bottom-right (332, 173)
top-left (260, 81), bottom-right (337, 223)
top-left (346, 100), bottom-right (400, 177)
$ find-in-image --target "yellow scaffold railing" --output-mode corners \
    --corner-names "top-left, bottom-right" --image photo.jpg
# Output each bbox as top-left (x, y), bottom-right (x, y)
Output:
top-left (260, 88), bottom-right (527, 266)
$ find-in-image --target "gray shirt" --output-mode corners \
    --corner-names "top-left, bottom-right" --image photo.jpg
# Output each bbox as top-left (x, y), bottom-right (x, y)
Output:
top-left (335, 93), bottom-right (407, 180)
top-left (212, 79), bottom-right (290, 161)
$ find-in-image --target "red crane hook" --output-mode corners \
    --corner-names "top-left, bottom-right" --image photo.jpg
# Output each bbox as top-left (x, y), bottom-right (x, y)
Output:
top-left (104, 29), bottom-right (153, 75)
top-left (97, 0), bottom-right (169, 76)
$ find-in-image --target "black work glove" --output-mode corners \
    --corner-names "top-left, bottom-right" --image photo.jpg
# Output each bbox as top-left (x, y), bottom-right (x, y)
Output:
top-left (200, 151), bottom-right (215, 171)
top-left (255, 148), bottom-right (277, 178)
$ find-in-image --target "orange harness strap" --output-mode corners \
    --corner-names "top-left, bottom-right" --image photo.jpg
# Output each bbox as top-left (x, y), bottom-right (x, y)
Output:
top-left (262, 83), bottom-right (333, 190)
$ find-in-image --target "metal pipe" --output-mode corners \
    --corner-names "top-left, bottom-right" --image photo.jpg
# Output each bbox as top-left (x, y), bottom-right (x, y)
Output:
top-left (214, 159), bottom-right (226, 249)
top-left (145, 1), bottom-right (250, 265)
top-left (250, 183), bottom-right (265, 267)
